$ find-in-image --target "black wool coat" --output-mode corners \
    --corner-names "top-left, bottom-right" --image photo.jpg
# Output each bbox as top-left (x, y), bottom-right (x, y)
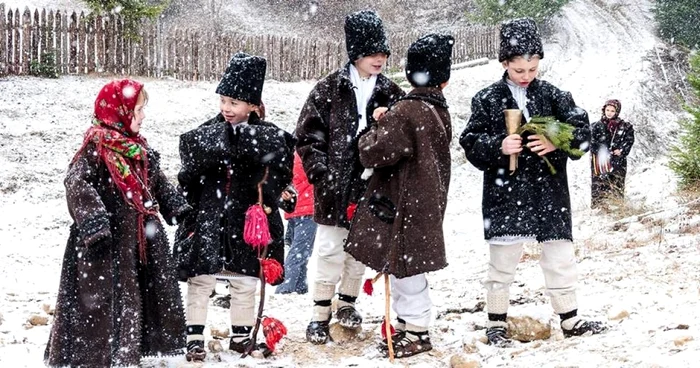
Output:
top-left (174, 113), bottom-right (294, 281)
top-left (459, 74), bottom-right (590, 242)
top-left (45, 144), bottom-right (190, 367)
top-left (295, 64), bottom-right (405, 228)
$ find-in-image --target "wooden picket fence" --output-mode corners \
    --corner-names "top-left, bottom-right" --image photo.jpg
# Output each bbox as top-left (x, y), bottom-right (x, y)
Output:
top-left (0, 3), bottom-right (499, 81)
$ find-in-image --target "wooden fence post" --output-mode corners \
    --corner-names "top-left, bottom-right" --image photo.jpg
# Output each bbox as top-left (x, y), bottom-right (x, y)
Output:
top-left (78, 12), bottom-right (86, 74)
top-left (47, 10), bottom-right (54, 56)
top-left (60, 10), bottom-right (67, 74)
top-left (0, 4), bottom-right (7, 76)
top-left (31, 9), bottom-right (38, 63)
top-left (68, 11), bottom-right (77, 73)
top-left (40, 9), bottom-right (46, 59)
top-left (104, 14), bottom-right (112, 73)
top-left (21, 8), bottom-right (30, 74)
top-left (86, 14), bottom-right (94, 72)
top-left (115, 15), bottom-right (123, 74)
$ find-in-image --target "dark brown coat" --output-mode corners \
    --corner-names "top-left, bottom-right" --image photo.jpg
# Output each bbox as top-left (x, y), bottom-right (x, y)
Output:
top-left (345, 88), bottom-right (451, 278)
top-left (295, 64), bottom-right (405, 228)
top-left (45, 143), bottom-right (190, 367)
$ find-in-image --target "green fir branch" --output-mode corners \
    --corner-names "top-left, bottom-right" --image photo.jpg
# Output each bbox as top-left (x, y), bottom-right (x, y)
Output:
top-left (516, 116), bottom-right (583, 174)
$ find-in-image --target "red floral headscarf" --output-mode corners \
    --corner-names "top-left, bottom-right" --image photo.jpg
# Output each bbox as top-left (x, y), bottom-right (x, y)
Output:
top-left (72, 79), bottom-right (156, 263)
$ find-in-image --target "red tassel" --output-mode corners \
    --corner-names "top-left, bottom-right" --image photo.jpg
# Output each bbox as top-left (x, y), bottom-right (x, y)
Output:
top-left (347, 202), bottom-right (357, 221)
top-left (380, 320), bottom-right (396, 340)
top-left (261, 258), bottom-right (284, 284)
top-left (244, 204), bottom-right (271, 248)
top-left (363, 278), bottom-right (374, 296)
top-left (262, 316), bottom-right (287, 351)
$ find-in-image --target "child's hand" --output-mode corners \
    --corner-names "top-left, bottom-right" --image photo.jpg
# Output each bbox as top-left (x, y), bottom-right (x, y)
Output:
top-left (501, 134), bottom-right (523, 155)
top-left (281, 190), bottom-right (294, 201)
top-left (373, 107), bottom-right (389, 121)
top-left (612, 149), bottom-right (621, 156)
top-left (526, 135), bottom-right (556, 156)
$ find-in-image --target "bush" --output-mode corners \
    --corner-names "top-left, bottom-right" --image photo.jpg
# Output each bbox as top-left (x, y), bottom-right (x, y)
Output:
top-left (30, 52), bottom-right (58, 78)
top-left (468, 0), bottom-right (571, 26)
top-left (669, 53), bottom-right (700, 188)
top-left (653, 0), bottom-right (700, 49)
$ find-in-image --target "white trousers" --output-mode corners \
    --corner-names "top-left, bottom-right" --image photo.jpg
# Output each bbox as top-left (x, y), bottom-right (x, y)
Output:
top-left (391, 274), bottom-right (432, 329)
top-left (313, 224), bottom-right (366, 297)
top-left (186, 274), bottom-right (258, 328)
top-left (484, 239), bottom-right (578, 315)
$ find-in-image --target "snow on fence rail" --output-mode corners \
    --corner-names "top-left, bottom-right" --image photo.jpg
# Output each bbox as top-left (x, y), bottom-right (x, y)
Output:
top-left (0, 3), bottom-right (499, 81)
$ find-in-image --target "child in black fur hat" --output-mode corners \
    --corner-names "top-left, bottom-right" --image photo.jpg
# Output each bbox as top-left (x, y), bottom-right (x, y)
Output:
top-left (295, 9), bottom-right (405, 345)
top-left (174, 52), bottom-right (295, 361)
top-left (459, 18), bottom-right (607, 347)
top-left (346, 33), bottom-right (454, 358)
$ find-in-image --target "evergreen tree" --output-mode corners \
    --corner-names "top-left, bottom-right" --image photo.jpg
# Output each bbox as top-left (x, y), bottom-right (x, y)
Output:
top-left (670, 53), bottom-right (700, 189)
top-left (653, 0), bottom-right (700, 49)
top-left (81, 1), bottom-right (168, 38)
top-left (469, 0), bottom-right (570, 26)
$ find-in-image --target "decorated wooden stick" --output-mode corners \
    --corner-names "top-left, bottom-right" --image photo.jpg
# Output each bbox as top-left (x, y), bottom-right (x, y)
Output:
top-left (504, 109), bottom-right (522, 175)
top-left (384, 274), bottom-right (395, 362)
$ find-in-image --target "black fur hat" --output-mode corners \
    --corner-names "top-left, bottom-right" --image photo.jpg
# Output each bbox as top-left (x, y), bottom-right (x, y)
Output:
top-left (344, 10), bottom-right (391, 62)
top-left (498, 18), bottom-right (544, 62)
top-left (215, 52), bottom-right (266, 105)
top-left (406, 33), bottom-right (454, 87)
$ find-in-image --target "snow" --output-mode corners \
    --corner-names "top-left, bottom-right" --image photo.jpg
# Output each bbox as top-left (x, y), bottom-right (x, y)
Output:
top-left (1, 0), bottom-right (699, 367)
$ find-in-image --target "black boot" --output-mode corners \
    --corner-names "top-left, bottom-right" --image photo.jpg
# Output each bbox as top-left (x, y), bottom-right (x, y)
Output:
top-left (185, 340), bottom-right (206, 362)
top-left (306, 319), bottom-right (331, 344)
top-left (336, 305), bottom-right (363, 328)
top-left (562, 319), bottom-right (607, 338)
top-left (486, 326), bottom-right (513, 347)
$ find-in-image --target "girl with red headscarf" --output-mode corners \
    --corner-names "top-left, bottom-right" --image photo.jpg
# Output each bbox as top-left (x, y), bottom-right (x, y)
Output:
top-left (590, 99), bottom-right (635, 209)
top-left (45, 79), bottom-right (192, 367)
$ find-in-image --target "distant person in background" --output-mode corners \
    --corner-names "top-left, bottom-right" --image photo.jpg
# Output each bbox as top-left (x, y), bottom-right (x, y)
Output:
top-left (590, 99), bottom-right (635, 209)
top-left (276, 153), bottom-right (318, 295)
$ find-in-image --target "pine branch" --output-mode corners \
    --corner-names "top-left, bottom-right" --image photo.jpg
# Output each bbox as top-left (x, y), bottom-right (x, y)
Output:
top-left (516, 116), bottom-right (584, 174)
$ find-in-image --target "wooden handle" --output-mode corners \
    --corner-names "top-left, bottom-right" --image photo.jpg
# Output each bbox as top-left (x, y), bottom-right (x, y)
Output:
top-left (384, 274), bottom-right (395, 362)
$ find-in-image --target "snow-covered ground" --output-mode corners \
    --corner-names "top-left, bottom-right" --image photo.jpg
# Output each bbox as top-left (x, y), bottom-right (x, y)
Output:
top-left (1, 0), bottom-right (698, 367)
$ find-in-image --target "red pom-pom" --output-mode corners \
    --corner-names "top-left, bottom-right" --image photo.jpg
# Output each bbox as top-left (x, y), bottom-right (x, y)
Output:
top-left (244, 204), bottom-right (271, 248)
top-left (380, 320), bottom-right (396, 340)
top-left (363, 278), bottom-right (374, 296)
top-left (261, 258), bottom-right (284, 284)
top-left (346, 202), bottom-right (358, 221)
top-left (262, 316), bottom-right (287, 351)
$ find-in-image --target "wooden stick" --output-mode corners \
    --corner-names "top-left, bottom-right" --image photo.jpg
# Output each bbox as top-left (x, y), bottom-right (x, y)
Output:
top-left (242, 166), bottom-right (272, 358)
top-left (241, 247), bottom-right (268, 358)
top-left (384, 274), bottom-right (395, 362)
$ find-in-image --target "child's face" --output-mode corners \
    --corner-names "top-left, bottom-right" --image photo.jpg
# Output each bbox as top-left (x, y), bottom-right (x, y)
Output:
top-left (220, 96), bottom-right (254, 124)
top-left (354, 53), bottom-right (388, 77)
top-left (604, 105), bottom-right (617, 119)
top-left (503, 56), bottom-right (540, 88)
top-left (129, 91), bottom-right (146, 134)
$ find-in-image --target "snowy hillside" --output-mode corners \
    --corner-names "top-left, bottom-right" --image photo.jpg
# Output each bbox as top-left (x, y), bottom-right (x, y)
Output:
top-left (1, 0), bottom-right (698, 367)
